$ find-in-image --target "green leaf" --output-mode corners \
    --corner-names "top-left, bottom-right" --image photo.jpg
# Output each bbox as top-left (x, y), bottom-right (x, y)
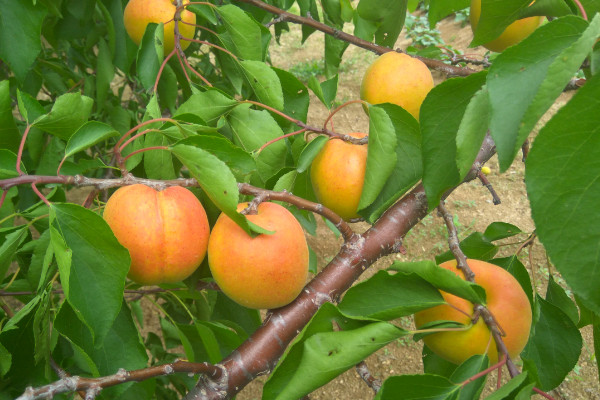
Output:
top-left (55, 300), bottom-right (152, 398)
top-left (32, 93), bottom-right (94, 140)
top-left (471, 0), bottom-right (536, 46)
top-left (390, 260), bottom-right (486, 305)
top-left (358, 105), bottom-right (397, 210)
top-left (374, 374), bottom-right (458, 399)
top-left (451, 355), bottom-right (488, 400)
top-left (49, 203), bottom-right (130, 346)
top-left (0, 0), bottom-right (47, 83)
top-left (483, 371), bottom-right (529, 399)
top-left (428, 0), bottom-right (470, 27)
top-left (488, 16), bottom-right (600, 171)
top-left (240, 60), bottom-right (284, 110)
top-left (0, 226), bottom-right (28, 281)
top-left (227, 105), bottom-right (286, 182)
top-left (455, 85), bottom-right (490, 179)
top-left (339, 270), bottom-right (444, 320)
top-left (63, 121), bottom-right (119, 159)
top-left (176, 135), bottom-right (256, 181)
top-left (216, 4), bottom-right (264, 61)
top-left (522, 297), bottom-right (582, 390)
top-left (273, 67), bottom-right (310, 125)
top-left (175, 89), bottom-right (238, 125)
top-left (359, 103), bottom-right (422, 223)
top-left (297, 136), bottom-right (327, 173)
top-left (357, 0), bottom-right (408, 47)
top-left (324, 33), bottom-right (349, 77)
top-left (545, 276), bottom-right (579, 326)
top-left (264, 303), bottom-right (407, 400)
top-left (307, 75), bottom-right (338, 109)
top-left (482, 222), bottom-right (522, 241)
top-left (136, 22), bottom-right (164, 90)
top-left (17, 89), bottom-right (45, 124)
top-left (435, 232), bottom-right (498, 264)
top-left (525, 72), bottom-right (600, 315)
top-left (0, 80), bottom-right (21, 153)
top-left (519, 0), bottom-right (574, 18)
top-left (170, 144), bottom-right (253, 236)
top-left (421, 71), bottom-right (487, 209)
top-left (1, 294), bottom-right (40, 333)
top-left (0, 341), bottom-right (10, 377)
top-left (211, 291), bottom-right (261, 337)
top-left (96, 38), bottom-right (114, 113)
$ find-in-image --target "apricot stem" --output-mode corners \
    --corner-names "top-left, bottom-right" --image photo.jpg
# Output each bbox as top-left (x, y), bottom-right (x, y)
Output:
top-left (31, 182), bottom-right (51, 207)
top-left (322, 99), bottom-right (368, 131)
top-left (257, 128), bottom-right (307, 153)
top-left (15, 124), bottom-right (31, 176)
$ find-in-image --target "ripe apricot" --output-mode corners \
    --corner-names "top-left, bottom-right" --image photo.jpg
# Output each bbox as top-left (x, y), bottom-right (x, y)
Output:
top-left (310, 132), bottom-right (368, 221)
top-left (103, 184), bottom-right (209, 285)
top-left (360, 52), bottom-right (434, 120)
top-left (414, 259), bottom-right (532, 364)
top-left (208, 202), bottom-right (309, 309)
top-left (470, 0), bottom-right (543, 53)
top-left (123, 0), bottom-right (196, 53)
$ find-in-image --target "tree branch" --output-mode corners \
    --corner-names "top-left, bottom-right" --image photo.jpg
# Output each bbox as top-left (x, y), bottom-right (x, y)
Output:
top-left (233, 0), bottom-right (477, 77)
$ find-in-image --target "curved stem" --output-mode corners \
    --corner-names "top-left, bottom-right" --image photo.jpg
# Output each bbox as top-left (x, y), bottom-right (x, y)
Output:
top-left (572, 0), bottom-right (588, 20)
top-left (258, 129), bottom-right (306, 153)
top-left (16, 124), bottom-right (32, 176)
top-left (31, 183), bottom-right (51, 207)
top-left (122, 146), bottom-right (170, 164)
top-left (154, 48), bottom-right (178, 93)
top-left (323, 99), bottom-right (367, 131)
top-left (181, 37), bottom-right (239, 60)
top-left (119, 129), bottom-right (162, 153)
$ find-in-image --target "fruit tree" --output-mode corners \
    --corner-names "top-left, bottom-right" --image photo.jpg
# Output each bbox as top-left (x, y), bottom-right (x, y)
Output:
top-left (0, 0), bottom-right (599, 399)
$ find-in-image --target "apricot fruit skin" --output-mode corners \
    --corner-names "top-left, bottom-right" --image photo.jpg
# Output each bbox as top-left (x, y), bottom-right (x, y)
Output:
top-left (310, 133), bottom-right (368, 221)
top-left (360, 52), bottom-right (434, 120)
top-left (103, 184), bottom-right (209, 285)
top-left (208, 202), bottom-right (309, 309)
top-left (470, 0), bottom-right (543, 53)
top-left (123, 0), bottom-right (196, 53)
top-left (414, 259), bottom-right (532, 364)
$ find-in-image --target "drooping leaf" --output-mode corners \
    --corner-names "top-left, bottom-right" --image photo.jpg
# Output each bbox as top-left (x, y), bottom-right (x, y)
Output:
top-left (0, 0), bottom-right (47, 83)
top-left (421, 71), bottom-right (487, 209)
top-left (0, 226), bottom-right (29, 282)
top-left (49, 203), bottom-right (130, 346)
top-left (136, 22), bottom-right (164, 90)
top-left (428, 0), bottom-right (470, 27)
top-left (240, 60), bottom-right (284, 110)
top-left (359, 103), bottom-right (422, 223)
top-left (526, 72), bottom-right (600, 315)
top-left (522, 297), bottom-right (582, 390)
top-left (0, 80), bottom-right (21, 152)
top-left (307, 75), bottom-right (338, 109)
top-left (356, 0), bottom-right (409, 47)
top-left (389, 260), bottom-right (486, 305)
top-left (546, 276), bottom-right (579, 326)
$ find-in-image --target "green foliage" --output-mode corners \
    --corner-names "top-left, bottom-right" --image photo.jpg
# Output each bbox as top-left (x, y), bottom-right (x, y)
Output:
top-left (0, 0), bottom-right (598, 399)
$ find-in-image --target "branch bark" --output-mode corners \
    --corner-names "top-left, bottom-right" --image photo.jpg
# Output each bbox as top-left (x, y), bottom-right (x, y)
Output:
top-left (184, 135), bottom-right (497, 399)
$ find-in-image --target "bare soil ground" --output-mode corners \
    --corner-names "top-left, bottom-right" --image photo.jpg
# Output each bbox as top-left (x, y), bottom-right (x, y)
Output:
top-left (237, 12), bottom-right (600, 400)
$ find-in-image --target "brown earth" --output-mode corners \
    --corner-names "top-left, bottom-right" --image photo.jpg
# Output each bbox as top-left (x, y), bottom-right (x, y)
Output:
top-left (236, 11), bottom-right (600, 400)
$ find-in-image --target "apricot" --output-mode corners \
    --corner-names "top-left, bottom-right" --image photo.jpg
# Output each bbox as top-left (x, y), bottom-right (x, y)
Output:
top-left (208, 202), bottom-right (309, 309)
top-left (470, 0), bottom-right (543, 53)
top-left (360, 52), bottom-right (434, 120)
top-left (103, 184), bottom-right (209, 285)
top-left (310, 132), bottom-right (368, 220)
top-left (123, 0), bottom-right (196, 53)
top-left (414, 259), bottom-right (532, 364)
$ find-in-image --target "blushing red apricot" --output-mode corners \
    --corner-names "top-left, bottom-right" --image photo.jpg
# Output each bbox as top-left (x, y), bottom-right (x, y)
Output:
top-left (208, 202), bottom-right (309, 309)
top-left (103, 184), bottom-right (209, 285)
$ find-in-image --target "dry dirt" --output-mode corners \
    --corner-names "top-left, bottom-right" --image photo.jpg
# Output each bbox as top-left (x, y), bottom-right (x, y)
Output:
top-left (235, 11), bottom-right (600, 400)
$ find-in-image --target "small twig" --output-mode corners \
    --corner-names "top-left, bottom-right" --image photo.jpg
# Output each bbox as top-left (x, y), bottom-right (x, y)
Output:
top-left (460, 354), bottom-right (507, 387)
top-left (257, 129), bottom-right (307, 153)
top-left (16, 360), bottom-right (223, 400)
top-left (322, 99), bottom-right (367, 131)
top-left (437, 200), bottom-right (474, 281)
top-left (154, 48), bottom-right (178, 93)
top-left (16, 124), bottom-right (32, 176)
top-left (0, 301), bottom-right (14, 318)
top-left (265, 14), bottom-right (288, 28)
top-left (564, 78), bottom-right (586, 91)
top-left (477, 171), bottom-right (501, 205)
top-left (521, 139), bottom-right (530, 162)
top-left (572, 0), bottom-right (588, 20)
top-left (238, 183), bottom-right (356, 242)
top-left (31, 183), bottom-right (51, 207)
top-left (355, 361), bottom-right (381, 393)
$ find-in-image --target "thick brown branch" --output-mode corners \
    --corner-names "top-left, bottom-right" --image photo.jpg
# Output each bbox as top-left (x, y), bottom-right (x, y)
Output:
top-left (184, 136), bottom-right (497, 400)
top-left (17, 361), bottom-right (222, 400)
top-left (234, 0), bottom-right (476, 77)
